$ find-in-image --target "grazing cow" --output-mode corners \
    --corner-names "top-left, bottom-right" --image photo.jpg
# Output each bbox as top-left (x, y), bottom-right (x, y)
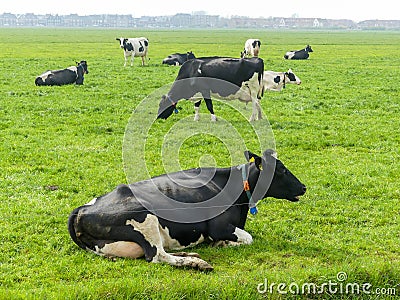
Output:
top-left (204, 69), bottom-right (301, 120)
top-left (263, 69), bottom-right (301, 91)
top-left (284, 45), bottom-right (313, 60)
top-left (241, 39), bottom-right (261, 58)
top-left (116, 37), bottom-right (149, 67)
top-left (35, 61), bottom-right (89, 86)
top-left (68, 149), bottom-right (306, 271)
top-left (157, 57), bottom-right (264, 122)
top-left (162, 52), bottom-right (196, 66)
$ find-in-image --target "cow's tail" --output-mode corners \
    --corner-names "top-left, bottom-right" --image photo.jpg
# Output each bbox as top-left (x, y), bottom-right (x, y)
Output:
top-left (68, 206), bottom-right (89, 251)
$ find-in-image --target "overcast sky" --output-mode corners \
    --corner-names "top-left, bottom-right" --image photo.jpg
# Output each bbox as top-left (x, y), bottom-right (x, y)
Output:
top-left (0, 0), bottom-right (398, 22)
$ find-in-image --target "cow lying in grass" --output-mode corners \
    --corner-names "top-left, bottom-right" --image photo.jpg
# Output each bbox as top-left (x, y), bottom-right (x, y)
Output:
top-left (35, 60), bottom-right (89, 86)
top-left (68, 150), bottom-right (306, 271)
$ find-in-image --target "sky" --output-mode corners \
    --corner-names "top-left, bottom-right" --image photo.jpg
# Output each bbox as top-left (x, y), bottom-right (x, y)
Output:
top-left (0, 0), bottom-right (398, 22)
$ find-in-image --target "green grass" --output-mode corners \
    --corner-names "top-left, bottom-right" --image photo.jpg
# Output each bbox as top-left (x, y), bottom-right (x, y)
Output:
top-left (0, 28), bottom-right (399, 299)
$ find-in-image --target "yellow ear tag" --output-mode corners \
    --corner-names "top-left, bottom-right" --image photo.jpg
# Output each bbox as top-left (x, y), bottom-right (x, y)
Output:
top-left (249, 157), bottom-right (255, 163)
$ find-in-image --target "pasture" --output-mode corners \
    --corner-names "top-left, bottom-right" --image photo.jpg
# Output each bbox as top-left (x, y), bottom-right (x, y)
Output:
top-left (0, 28), bottom-right (399, 299)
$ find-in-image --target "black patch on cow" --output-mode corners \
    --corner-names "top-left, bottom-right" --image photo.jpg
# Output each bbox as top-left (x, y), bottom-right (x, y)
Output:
top-left (273, 76), bottom-right (281, 83)
top-left (287, 72), bottom-right (296, 82)
top-left (124, 39), bottom-right (134, 52)
top-left (138, 41), bottom-right (144, 53)
top-left (143, 40), bottom-right (149, 47)
top-left (252, 40), bottom-right (261, 48)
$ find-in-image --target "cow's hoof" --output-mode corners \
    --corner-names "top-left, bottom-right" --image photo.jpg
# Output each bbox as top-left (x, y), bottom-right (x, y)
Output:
top-left (194, 115), bottom-right (200, 121)
top-left (211, 115), bottom-right (217, 122)
top-left (191, 258), bottom-right (213, 271)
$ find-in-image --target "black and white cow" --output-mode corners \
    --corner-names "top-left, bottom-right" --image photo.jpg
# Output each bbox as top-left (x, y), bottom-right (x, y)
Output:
top-left (162, 51), bottom-right (196, 66)
top-left (208, 69), bottom-right (301, 120)
top-left (68, 149), bottom-right (306, 271)
top-left (157, 57), bottom-right (264, 121)
top-left (284, 45), bottom-right (313, 60)
top-left (263, 69), bottom-right (301, 91)
top-left (241, 39), bottom-right (261, 58)
top-left (116, 37), bottom-right (149, 67)
top-left (35, 61), bottom-right (89, 86)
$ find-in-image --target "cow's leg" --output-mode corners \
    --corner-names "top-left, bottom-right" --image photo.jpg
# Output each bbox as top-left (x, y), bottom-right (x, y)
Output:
top-left (194, 100), bottom-right (201, 121)
top-left (126, 215), bottom-right (213, 271)
top-left (131, 55), bottom-right (134, 67)
top-left (141, 56), bottom-right (145, 66)
top-left (209, 223), bottom-right (253, 247)
top-left (249, 97), bottom-right (262, 121)
top-left (204, 98), bottom-right (217, 122)
top-left (124, 55), bottom-right (128, 67)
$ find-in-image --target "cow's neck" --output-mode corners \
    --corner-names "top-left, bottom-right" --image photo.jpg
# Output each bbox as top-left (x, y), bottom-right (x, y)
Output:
top-left (237, 163), bottom-right (260, 215)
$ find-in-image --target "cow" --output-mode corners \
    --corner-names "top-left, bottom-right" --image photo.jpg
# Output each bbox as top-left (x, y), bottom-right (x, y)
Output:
top-left (116, 37), bottom-right (149, 67)
top-left (162, 52), bottom-right (196, 66)
top-left (263, 69), bottom-right (301, 91)
top-left (157, 57), bottom-right (264, 122)
top-left (284, 45), bottom-right (313, 60)
top-left (68, 149), bottom-right (306, 271)
top-left (241, 39), bottom-right (261, 58)
top-left (35, 61), bottom-right (89, 86)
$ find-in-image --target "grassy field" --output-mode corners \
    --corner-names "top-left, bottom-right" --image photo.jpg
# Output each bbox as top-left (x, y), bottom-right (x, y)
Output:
top-left (0, 28), bottom-right (399, 299)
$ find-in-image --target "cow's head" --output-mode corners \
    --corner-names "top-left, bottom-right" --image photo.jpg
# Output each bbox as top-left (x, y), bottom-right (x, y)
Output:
top-left (116, 37), bottom-right (125, 48)
top-left (157, 95), bottom-right (176, 120)
top-left (187, 51), bottom-right (196, 60)
top-left (245, 149), bottom-right (306, 202)
top-left (77, 60), bottom-right (89, 74)
top-left (306, 45), bottom-right (313, 52)
top-left (285, 69), bottom-right (301, 85)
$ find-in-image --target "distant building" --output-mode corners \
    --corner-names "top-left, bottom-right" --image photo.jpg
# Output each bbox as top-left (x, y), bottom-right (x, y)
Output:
top-left (0, 12), bottom-right (399, 29)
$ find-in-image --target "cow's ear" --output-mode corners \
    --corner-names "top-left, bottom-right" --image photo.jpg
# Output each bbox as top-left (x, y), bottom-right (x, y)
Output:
top-left (244, 151), bottom-right (262, 169)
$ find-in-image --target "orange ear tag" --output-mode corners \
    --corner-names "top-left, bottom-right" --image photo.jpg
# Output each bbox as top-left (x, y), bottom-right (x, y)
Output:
top-left (243, 180), bottom-right (250, 191)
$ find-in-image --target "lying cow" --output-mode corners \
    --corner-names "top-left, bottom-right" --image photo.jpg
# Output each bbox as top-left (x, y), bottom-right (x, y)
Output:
top-left (284, 45), bottom-right (313, 60)
top-left (35, 61), bottom-right (89, 86)
top-left (116, 37), bottom-right (149, 67)
top-left (68, 149), bottom-right (306, 271)
top-left (157, 57), bottom-right (264, 122)
top-left (241, 39), bottom-right (261, 58)
top-left (162, 51), bottom-right (196, 66)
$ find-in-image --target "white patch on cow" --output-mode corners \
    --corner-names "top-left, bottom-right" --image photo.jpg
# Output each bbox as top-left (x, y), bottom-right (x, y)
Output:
top-left (95, 241), bottom-right (144, 259)
top-left (38, 71), bottom-right (52, 81)
top-left (67, 66), bottom-right (77, 72)
top-left (85, 197), bottom-right (98, 206)
top-left (126, 214), bottom-right (212, 270)
top-left (233, 227), bottom-right (253, 245)
top-left (285, 51), bottom-right (295, 59)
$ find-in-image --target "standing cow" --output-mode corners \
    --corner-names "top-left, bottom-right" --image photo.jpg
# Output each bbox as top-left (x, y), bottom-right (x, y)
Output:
top-left (116, 37), bottom-right (149, 66)
top-left (35, 60), bottom-right (89, 86)
top-left (241, 39), bottom-right (261, 58)
top-left (284, 45), bottom-right (313, 60)
top-left (157, 57), bottom-right (264, 122)
top-left (263, 69), bottom-right (301, 91)
top-left (68, 149), bottom-right (306, 270)
top-left (162, 52), bottom-right (196, 66)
